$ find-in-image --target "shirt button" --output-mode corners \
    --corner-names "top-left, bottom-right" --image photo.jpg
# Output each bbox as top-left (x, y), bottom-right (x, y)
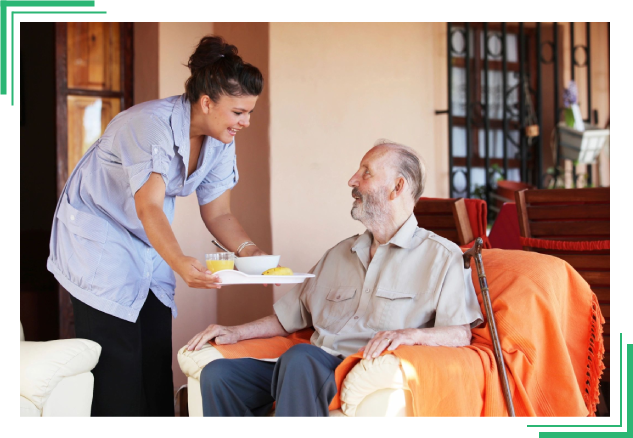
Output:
top-left (145, 272), bottom-right (150, 278)
top-left (364, 288), bottom-right (369, 293)
top-left (179, 184), bottom-right (183, 188)
top-left (354, 316), bottom-right (359, 320)
top-left (336, 295), bottom-right (341, 299)
top-left (153, 147), bottom-right (158, 154)
top-left (70, 215), bottom-right (75, 221)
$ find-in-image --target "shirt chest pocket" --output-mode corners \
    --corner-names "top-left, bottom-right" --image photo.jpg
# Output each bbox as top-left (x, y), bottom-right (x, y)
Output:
top-left (319, 287), bottom-right (357, 334)
top-left (367, 288), bottom-right (416, 331)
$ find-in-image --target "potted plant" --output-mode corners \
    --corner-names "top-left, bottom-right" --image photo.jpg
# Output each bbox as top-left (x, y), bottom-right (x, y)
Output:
top-left (557, 81), bottom-right (609, 164)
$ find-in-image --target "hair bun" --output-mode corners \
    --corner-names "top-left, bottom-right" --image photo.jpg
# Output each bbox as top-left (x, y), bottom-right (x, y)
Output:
top-left (187, 36), bottom-right (239, 74)
top-left (221, 42), bottom-right (238, 57)
top-left (185, 34), bottom-right (263, 103)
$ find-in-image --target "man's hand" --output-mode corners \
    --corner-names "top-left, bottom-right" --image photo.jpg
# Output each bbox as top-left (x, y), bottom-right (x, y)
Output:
top-left (360, 329), bottom-right (420, 359)
top-left (174, 256), bottom-right (222, 289)
top-left (185, 314), bottom-right (288, 352)
top-left (360, 325), bottom-right (472, 359)
top-left (186, 324), bottom-right (240, 351)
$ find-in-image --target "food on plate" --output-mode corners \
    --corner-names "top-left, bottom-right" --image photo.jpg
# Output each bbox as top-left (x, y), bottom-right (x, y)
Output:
top-left (206, 259), bottom-right (235, 273)
top-left (262, 266), bottom-right (293, 276)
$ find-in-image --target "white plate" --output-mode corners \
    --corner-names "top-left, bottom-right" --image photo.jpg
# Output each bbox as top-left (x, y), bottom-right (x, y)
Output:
top-left (214, 270), bottom-right (315, 285)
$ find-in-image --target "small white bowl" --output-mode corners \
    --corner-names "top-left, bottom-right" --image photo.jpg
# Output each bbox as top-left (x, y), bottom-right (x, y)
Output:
top-left (234, 255), bottom-right (281, 275)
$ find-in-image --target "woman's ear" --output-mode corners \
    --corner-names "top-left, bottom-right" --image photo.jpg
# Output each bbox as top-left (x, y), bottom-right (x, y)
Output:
top-left (200, 95), bottom-right (211, 114)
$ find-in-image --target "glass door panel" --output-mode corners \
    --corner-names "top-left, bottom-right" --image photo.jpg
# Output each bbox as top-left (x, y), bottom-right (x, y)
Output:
top-left (67, 95), bottom-right (121, 172)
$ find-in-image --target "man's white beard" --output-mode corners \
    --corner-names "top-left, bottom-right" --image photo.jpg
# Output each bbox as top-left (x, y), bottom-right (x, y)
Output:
top-left (351, 187), bottom-right (390, 226)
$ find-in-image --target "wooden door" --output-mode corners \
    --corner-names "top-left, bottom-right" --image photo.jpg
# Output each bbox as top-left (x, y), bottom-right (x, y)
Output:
top-left (55, 22), bottom-right (134, 339)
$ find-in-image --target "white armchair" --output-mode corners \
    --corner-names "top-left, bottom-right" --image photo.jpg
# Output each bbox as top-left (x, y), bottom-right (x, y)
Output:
top-left (20, 322), bottom-right (101, 417)
top-left (177, 344), bottom-right (412, 417)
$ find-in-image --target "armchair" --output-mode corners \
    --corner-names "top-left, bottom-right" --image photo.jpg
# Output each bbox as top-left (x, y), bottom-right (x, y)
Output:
top-left (178, 343), bottom-right (411, 417)
top-left (20, 322), bottom-right (101, 417)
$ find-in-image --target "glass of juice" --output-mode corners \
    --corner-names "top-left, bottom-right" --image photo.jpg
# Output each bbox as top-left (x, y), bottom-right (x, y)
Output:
top-left (205, 252), bottom-right (235, 273)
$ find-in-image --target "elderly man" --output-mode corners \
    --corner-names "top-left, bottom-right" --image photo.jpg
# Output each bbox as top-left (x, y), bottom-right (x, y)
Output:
top-left (186, 139), bottom-right (483, 416)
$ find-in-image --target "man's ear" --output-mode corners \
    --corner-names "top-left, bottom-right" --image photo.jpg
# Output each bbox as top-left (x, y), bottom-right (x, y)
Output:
top-left (390, 177), bottom-right (407, 200)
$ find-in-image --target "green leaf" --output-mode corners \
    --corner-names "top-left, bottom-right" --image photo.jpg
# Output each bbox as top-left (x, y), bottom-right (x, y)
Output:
top-left (564, 107), bottom-right (575, 128)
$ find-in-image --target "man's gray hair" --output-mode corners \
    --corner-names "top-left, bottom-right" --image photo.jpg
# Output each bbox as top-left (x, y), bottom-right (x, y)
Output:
top-left (374, 139), bottom-right (426, 201)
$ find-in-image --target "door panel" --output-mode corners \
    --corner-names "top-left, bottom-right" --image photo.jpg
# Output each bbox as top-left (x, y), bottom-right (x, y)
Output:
top-left (67, 23), bottom-right (122, 92)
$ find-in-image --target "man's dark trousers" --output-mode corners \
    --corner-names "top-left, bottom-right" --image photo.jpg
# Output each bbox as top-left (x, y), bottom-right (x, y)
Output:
top-left (200, 343), bottom-right (343, 416)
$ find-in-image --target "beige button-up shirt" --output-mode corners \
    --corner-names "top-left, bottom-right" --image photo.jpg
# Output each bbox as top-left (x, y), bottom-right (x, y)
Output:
top-left (274, 214), bottom-right (484, 357)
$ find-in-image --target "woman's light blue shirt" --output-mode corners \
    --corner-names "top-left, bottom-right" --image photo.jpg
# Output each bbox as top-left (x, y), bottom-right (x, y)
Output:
top-left (47, 94), bottom-right (239, 322)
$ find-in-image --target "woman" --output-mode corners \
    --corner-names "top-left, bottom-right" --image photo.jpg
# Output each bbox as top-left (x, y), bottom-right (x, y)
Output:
top-left (47, 35), bottom-right (267, 416)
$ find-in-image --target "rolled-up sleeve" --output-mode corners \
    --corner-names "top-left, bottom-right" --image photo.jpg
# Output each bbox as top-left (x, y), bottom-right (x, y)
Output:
top-left (273, 263), bottom-right (319, 333)
top-left (196, 141), bottom-right (239, 206)
top-left (115, 114), bottom-right (175, 195)
top-left (273, 284), bottom-right (312, 333)
top-left (434, 249), bottom-right (484, 329)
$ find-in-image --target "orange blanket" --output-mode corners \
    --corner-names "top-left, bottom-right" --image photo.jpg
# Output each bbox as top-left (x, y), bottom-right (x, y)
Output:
top-left (213, 249), bottom-right (604, 416)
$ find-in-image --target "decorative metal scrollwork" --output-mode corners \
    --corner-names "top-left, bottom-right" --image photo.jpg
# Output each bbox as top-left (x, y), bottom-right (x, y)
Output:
top-left (573, 44), bottom-right (588, 67)
top-left (485, 32), bottom-right (503, 58)
top-left (449, 28), bottom-right (467, 56)
top-left (505, 81), bottom-right (521, 121)
top-left (451, 169), bottom-right (469, 197)
top-left (445, 22), bottom-right (602, 204)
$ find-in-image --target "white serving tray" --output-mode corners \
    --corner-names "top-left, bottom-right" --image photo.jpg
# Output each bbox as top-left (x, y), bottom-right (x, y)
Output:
top-left (215, 270), bottom-right (315, 285)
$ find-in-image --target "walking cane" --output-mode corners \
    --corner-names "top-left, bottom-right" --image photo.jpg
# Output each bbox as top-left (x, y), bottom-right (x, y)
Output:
top-left (463, 238), bottom-right (516, 417)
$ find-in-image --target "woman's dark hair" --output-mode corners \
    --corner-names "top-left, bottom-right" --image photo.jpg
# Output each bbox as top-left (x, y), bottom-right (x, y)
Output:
top-left (185, 35), bottom-right (263, 103)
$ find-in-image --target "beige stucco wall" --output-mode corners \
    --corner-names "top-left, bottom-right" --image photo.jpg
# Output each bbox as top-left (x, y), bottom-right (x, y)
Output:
top-left (268, 23), bottom-right (448, 300)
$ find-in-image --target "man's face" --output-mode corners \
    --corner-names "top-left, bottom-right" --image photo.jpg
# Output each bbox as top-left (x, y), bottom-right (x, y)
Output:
top-left (348, 147), bottom-right (395, 224)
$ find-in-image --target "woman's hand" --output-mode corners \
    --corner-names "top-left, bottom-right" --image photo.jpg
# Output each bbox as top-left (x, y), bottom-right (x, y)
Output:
top-left (186, 324), bottom-right (240, 351)
top-left (174, 255), bottom-right (222, 289)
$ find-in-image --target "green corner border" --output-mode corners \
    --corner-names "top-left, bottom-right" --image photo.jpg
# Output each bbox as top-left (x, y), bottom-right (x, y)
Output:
top-left (0, 0), bottom-right (106, 105)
